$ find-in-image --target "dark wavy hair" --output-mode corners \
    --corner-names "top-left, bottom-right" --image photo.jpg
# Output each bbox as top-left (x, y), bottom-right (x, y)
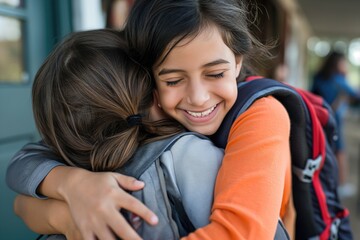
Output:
top-left (32, 29), bottom-right (183, 171)
top-left (124, 0), bottom-right (270, 81)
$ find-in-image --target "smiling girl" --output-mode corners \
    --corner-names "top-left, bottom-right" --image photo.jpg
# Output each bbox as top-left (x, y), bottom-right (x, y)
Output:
top-left (124, 1), bottom-right (292, 238)
top-left (153, 28), bottom-right (240, 136)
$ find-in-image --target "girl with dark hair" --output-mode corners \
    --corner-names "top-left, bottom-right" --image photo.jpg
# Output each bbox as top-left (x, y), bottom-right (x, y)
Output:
top-left (312, 51), bottom-right (360, 197)
top-left (7, 0), bottom-right (294, 239)
top-left (122, 1), bottom-right (293, 238)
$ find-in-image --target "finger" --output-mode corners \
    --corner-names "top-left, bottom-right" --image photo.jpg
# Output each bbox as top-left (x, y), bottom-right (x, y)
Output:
top-left (108, 213), bottom-right (142, 240)
top-left (76, 217), bottom-right (98, 240)
top-left (78, 229), bottom-right (96, 240)
top-left (112, 173), bottom-right (144, 191)
top-left (118, 193), bottom-right (158, 226)
top-left (81, 213), bottom-right (116, 240)
top-left (92, 221), bottom-right (116, 240)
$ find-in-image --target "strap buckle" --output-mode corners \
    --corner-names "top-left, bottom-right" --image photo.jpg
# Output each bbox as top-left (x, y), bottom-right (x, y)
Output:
top-left (293, 155), bottom-right (322, 183)
top-left (330, 218), bottom-right (341, 240)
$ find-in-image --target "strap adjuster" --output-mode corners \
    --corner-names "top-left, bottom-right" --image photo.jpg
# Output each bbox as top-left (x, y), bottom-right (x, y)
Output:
top-left (293, 155), bottom-right (322, 183)
top-left (330, 218), bottom-right (341, 240)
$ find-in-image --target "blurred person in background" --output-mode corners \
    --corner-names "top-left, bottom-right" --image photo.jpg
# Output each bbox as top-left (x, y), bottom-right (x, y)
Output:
top-left (105, 0), bottom-right (134, 29)
top-left (312, 51), bottom-right (360, 198)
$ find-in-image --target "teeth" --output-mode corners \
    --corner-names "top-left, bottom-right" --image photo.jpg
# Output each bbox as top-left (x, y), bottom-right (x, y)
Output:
top-left (186, 105), bottom-right (216, 118)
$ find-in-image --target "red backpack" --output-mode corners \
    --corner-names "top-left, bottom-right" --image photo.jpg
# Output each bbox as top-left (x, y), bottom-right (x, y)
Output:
top-left (211, 77), bottom-right (353, 239)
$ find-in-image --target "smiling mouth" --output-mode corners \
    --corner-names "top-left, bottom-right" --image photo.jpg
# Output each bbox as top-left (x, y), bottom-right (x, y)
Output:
top-left (185, 104), bottom-right (218, 118)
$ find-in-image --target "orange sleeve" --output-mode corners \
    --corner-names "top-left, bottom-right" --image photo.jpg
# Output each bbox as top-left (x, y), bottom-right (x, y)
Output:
top-left (182, 96), bottom-right (291, 240)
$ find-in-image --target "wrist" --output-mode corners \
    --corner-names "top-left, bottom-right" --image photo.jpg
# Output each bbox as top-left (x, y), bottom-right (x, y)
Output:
top-left (47, 200), bottom-right (72, 234)
top-left (38, 165), bottom-right (90, 202)
top-left (57, 167), bottom-right (91, 203)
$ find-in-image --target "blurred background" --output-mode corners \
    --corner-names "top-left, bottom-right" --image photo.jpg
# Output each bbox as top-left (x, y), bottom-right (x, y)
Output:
top-left (0, 0), bottom-right (359, 239)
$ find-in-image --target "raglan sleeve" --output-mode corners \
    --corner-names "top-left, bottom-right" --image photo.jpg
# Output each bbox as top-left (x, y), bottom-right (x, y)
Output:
top-left (168, 135), bottom-right (223, 229)
top-left (6, 141), bottom-right (65, 199)
top-left (182, 96), bottom-right (291, 240)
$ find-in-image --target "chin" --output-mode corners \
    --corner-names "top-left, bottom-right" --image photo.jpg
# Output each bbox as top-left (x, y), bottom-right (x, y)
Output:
top-left (189, 126), bottom-right (217, 136)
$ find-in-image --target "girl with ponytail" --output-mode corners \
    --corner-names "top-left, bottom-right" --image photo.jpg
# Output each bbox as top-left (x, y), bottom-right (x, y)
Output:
top-left (10, 29), bottom-right (224, 240)
top-left (32, 29), bottom-right (182, 172)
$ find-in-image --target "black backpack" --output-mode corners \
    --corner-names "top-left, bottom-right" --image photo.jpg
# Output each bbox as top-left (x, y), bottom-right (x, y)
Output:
top-left (211, 77), bottom-right (353, 240)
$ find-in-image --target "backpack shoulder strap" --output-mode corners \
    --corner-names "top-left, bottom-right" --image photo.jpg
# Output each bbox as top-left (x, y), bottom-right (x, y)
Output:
top-left (211, 78), bottom-right (308, 149)
top-left (118, 132), bottom-right (206, 178)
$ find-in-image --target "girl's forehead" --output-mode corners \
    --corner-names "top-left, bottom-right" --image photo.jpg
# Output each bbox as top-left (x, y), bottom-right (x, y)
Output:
top-left (175, 24), bottom-right (221, 48)
top-left (155, 26), bottom-right (230, 67)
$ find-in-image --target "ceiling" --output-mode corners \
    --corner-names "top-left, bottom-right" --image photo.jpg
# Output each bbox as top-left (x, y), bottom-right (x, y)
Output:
top-left (295, 0), bottom-right (360, 39)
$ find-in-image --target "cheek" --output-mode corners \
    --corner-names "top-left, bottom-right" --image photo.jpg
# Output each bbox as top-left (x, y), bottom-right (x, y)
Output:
top-left (157, 88), bottom-right (180, 112)
top-left (224, 83), bottom-right (238, 105)
top-left (214, 76), bottom-right (238, 100)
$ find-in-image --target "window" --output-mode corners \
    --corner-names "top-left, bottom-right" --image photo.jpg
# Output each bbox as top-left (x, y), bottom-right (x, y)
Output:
top-left (0, 0), bottom-right (24, 8)
top-left (0, 0), bottom-right (27, 84)
top-left (0, 15), bottom-right (26, 83)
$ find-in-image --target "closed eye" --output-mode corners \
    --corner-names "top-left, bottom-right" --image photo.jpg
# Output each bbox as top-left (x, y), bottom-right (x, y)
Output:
top-left (207, 72), bottom-right (224, 79)
top-left (166, 79), bottom-right (182, 86)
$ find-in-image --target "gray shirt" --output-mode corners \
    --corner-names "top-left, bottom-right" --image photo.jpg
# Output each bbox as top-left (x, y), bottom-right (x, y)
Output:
top-left (6, 134), bottom-right (223, 228)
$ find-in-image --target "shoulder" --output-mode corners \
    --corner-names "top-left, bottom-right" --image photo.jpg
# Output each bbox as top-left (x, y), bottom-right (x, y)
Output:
top-left (163, 134), bottom-right (223, 229)
top-left (252, 95), bottom-right (288, 112)
top-left (163, 134), bottom-right (223, 178)
top-left (169, 134), bottom-right (224, 161)
top-left (230, 96), bottom-right (290, 139)
top-left (333, 73), bottom-right (346, 81)
top-left (237, 96), bottom-right (289, 125)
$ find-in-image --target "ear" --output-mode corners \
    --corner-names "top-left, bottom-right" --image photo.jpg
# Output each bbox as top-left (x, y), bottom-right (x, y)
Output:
top-left (235, 55), bottom-right (243, 78)
top-left (149, 90), bottom-right (167, 121)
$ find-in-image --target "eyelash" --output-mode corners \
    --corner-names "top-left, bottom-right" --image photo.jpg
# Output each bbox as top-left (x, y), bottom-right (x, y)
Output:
top-left (208, 72), bottom-right (224, 78)
top-left (165, 72), bottom-right (224, 86)
top-left (166, 80), bottom-right (181, 86)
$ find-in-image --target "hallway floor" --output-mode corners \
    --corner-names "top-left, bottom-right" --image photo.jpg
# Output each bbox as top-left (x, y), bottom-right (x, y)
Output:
top-left (342, 111), bottom-right (360, 239)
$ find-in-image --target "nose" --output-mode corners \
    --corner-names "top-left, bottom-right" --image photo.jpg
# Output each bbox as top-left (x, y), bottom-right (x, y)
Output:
top-left (186, 79), bottom-right (210, 106)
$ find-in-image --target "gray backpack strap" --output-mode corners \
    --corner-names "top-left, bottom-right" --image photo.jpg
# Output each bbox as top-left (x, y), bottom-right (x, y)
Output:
top-left (274, 219), bottom-right (290, 240)
top-left (118, 132), bottom-right (206, 178)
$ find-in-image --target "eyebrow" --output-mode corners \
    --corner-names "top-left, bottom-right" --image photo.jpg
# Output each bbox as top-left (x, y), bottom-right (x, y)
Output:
top-left (158, 59), bottom-right (230, 76)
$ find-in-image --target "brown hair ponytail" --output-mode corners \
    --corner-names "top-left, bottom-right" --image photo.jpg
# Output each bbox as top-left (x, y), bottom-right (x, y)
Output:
top-left (33, 29), bottom-right (183, 171)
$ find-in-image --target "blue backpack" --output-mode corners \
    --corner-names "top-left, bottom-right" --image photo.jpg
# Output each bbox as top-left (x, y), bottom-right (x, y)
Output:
top-left (211, 77), bottom-right (353, 240)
